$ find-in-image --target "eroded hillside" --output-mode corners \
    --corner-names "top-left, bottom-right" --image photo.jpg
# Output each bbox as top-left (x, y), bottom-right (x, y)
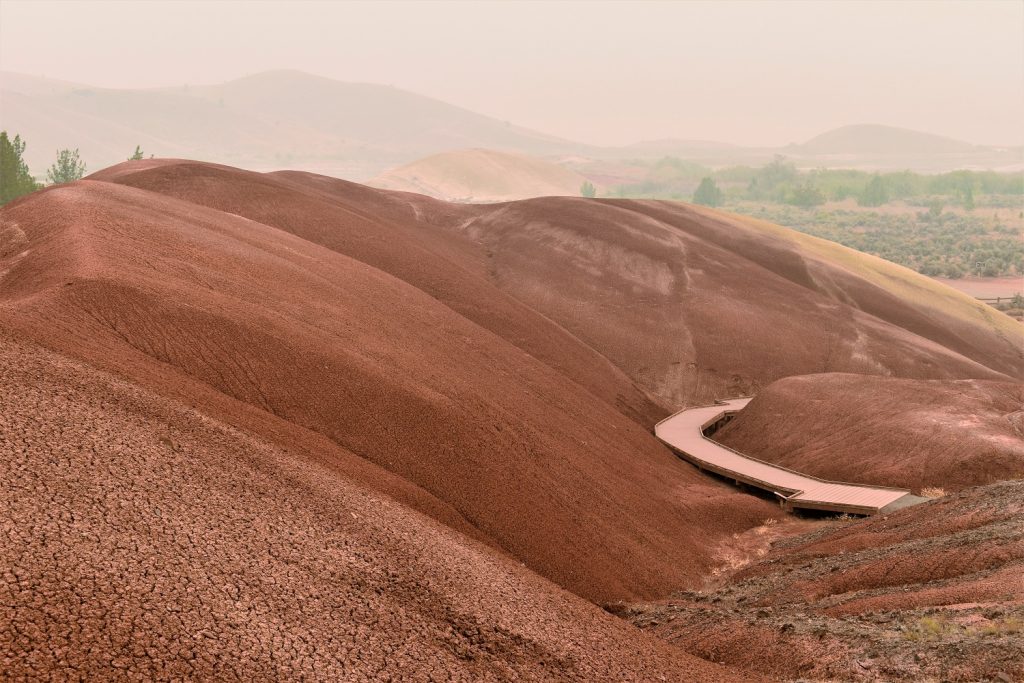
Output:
top-left (626, 482), bottom-right (1024, 682)
top-left (716, 374), bottom-right (1024, 493)
top-left (2, 159), bottom-right (1020, 681)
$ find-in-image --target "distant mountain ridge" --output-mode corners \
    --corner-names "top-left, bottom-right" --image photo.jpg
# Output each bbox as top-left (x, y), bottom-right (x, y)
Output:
top-left (2, 70), bottom-right (1019, 177)
top-left (791, 123), bottom-right (979, 155)
top-left (0, 70), bottom-right (587, 179)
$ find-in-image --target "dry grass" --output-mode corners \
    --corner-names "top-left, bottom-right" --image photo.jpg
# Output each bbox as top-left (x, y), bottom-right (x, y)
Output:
top-left (973, 616), bottom-right (1024, 637)
top-left (904, 615), bottom-right (956, 641)
top-left (904, 613), bottom-right (1023, 642)
top-left (921, 487), bottom-right (947, 498)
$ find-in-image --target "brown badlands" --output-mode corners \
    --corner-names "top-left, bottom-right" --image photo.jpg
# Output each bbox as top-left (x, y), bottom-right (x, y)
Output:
top-left (717, 373), bottom-right (1024, 493)
top-left (1, 159), bottom-right (1022, 680)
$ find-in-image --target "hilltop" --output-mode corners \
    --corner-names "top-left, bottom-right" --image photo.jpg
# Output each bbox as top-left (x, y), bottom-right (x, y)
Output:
top-left (370, 148), bottom-right (590, 201)
top-left (794, 124), bottom-right (977, 156)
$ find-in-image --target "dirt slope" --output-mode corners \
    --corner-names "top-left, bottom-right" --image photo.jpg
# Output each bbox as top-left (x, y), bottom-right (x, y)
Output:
top-left (0, 331), bottom-right (755, 682)
top-left (445, 197), bottom-right (1021, 405)
top-left (92, 160), bottom-right (1021, 411)
top-left (626, 481), bottom-right (1024, 682)
top-left (3, 158), bottom-right (1019, 679)
top-left (0, 176), bottom-right (778, 606)
top-left (370, 148), bottom-right (589, 201)
top-left (89, 159), bottom-right (664, 427)
top-left (715, 374), bottom-right (1024, 493)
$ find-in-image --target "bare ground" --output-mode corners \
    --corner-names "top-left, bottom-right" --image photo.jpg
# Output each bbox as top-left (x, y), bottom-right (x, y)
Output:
top-left (625, 482), bottom-right (1024, 682)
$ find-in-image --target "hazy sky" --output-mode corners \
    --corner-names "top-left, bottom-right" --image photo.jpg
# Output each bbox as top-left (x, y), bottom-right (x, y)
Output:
top-left (1, 0), bottom-right (1022, 146)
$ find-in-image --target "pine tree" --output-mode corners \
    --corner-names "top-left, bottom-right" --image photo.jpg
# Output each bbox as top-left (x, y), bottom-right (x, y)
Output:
top-left (693, 177), bottom-right (722, 207)
top-left (129, 145), bottom-right (145, 161)
top-left (46, 148), bottom-right (87, 185)
top-left (0, 131), bottom-right (40, 205)
top-left (580, 180), bottom-right (597, 198)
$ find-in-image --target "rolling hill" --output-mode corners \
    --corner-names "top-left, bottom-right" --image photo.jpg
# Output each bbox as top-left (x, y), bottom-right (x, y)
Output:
top-left (1, 332), bottom-right (752, 682)
top-left (2, 159), bottom-right (1022, 678)
top-left (716, 374), bottom-right (1024, 493)
top-left (370, 148), bottom-right (591, 201)
top-left (793, 124), bottom-right (978, 156)
top-left (4, 161), bottom-right (787, 606)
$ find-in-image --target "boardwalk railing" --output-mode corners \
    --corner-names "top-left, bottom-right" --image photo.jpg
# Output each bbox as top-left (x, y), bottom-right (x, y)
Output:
top-left (654, 398), bottom-right (914, 516)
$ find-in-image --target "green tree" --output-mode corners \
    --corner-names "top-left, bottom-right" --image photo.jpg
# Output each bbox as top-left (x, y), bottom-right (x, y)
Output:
top-left (46, 148), bottom-right (86, 185)
top-left (0, 131), bottom-right (40, 204)
top-left (962, 184), bottom-right (975, 212)
top-left (580, 180), bottom-right (597, 198)
top-left (786, 182), bottom-right (825, 208)
top-left (693, 177), bottom-right (723, 207)
top-left (749, 155), bottom-right (797, 199)
top-left (128, 145), bottom-right (145, 161)
top-left (858, 174), bottom-right (889, 207)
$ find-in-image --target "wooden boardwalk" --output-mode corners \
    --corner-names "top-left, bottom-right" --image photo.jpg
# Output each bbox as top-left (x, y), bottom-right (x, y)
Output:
top-left (655, 398), bottom-right (917, 515)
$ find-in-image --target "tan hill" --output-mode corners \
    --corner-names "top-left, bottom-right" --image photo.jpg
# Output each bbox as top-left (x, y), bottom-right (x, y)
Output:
top-left (627, 480), bottom-right (1024, 681)
top-left (0, 70), bottom-right (85, 95)
top-left (794, 123), bottom-right (977, 155)
top-left (715, 374), bottom-right (1024, 493)
top-left (369, 148), bottom-right (590, 201)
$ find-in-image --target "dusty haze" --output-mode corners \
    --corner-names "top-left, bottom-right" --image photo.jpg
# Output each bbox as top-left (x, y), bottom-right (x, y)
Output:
top-left (0, 0), bottom-right (1021, 147)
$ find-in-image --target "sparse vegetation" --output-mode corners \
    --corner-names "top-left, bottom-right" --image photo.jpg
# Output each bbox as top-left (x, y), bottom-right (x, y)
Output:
top-left (606, 157), bottom-right (1024, 277)
top-left (46, 148), bottom-right (87, 185)
top-left (904, 614), bottom-right (956, 641)
top-left (992, 294), bottom-right (1024, 320)
top-left (0, 131), bottom-right (41, 204)
top-left (729, 203), bottom-right (1024, 278)
top-left (921, 487), bottom-right (947, 498)
top-left (973, 616), bottom-right (1023, 636)
top-left (901, 613), bottom-right (1022, 641)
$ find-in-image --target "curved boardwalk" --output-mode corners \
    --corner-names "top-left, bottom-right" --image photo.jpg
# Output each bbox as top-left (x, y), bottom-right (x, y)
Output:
top-left (655, 398), bottom-right (918, 515)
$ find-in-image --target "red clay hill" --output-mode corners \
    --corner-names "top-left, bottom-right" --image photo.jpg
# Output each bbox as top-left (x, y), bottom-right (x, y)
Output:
top-left (715, 374), bottom-right (1024, 494)
top-left (0, 172), bottom-right (774, 608)
top-left (1, 333), bottom-right (755, 681)
top-left (92, 160), bottom-right (1021, 408)
top-left (2, 159), bottom-right (1021, 679)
